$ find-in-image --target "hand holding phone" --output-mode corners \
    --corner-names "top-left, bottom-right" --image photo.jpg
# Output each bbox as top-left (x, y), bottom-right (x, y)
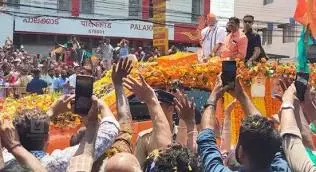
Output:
top-left (295, 72), bottom-right (309, 101)
top-left (74, 75), bottom-right (94, 116)
top-left (221, 60), bottom-right (237, 88)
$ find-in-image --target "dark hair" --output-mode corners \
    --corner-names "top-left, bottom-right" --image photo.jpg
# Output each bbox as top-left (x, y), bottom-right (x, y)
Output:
top-left (243, 14), bottom-right (255, 21)
top-left (143, 144), bottom-right (201, 172)
top-left (32, 68), bottom-right (41, 77)
top-left (70, 127), bottom-right (86, 146)
top-left (228, 17), bottom-right (240, 25)
top-left (13, 108), bottom-right (49, 151)
top-left (238, 115), bottom-right (281, 169)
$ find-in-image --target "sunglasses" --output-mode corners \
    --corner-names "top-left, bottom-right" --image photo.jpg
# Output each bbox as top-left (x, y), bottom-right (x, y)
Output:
top-left (243, 20), bottom-right (253, 24)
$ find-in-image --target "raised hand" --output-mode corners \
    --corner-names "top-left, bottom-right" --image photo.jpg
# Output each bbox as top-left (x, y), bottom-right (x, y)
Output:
top-left (273, 75), bottom-right (294, 101)
top-left (209, 74), bottom-right (230, 103)
top-left (123, 75), bottom-right (156, 104)
top-left (0, 119), bottom-right (20, 152)
top-left (86, 96), bottom-right (113, 123)
top-left (282, 83), bottom-right (296, 105)
top-left (174, 90), bottom-right (196, 126)
top-left (112, 58), bottom-right (133, 85)
top-left (48, 94), bottom-right (75, 117)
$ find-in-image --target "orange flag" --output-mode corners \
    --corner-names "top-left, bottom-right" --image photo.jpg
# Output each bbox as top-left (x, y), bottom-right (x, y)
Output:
top-left (294, 0), bottom-right (316, 37)
top-left (294, 0), bottom-right (308, 24)
top-left (310, 0), bottom-right (316, 37)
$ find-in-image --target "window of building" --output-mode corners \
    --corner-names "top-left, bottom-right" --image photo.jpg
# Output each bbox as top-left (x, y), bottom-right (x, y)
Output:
top-left (192, 0), bottom-right (202, 23)
top-left (262, 28), bottom-right (273, 45)
top-left (7, 0), bottom-right (20, 9)
top-left (81, 0), bottom-right (94, 14)
top-left (58, 0), bottom-right (71, 12)
top-left (282, 24), bottom-right (295, 43)
top-left (129, 0), bottom-right (141, 18)
top-left (263, 0), bottom-right (273, 5)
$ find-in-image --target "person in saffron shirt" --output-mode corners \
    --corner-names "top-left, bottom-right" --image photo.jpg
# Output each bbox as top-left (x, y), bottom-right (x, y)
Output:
top-left (221, 17), bottom-right (248, 60)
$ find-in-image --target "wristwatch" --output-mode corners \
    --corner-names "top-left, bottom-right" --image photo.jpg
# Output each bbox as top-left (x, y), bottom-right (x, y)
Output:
top-left (204, 99), bottom-right (216, 109)
top-left (280, 102), bottom-right (295, 111)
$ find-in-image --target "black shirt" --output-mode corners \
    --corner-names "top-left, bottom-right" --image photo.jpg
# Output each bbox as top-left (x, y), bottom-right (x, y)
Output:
top-left (245, 29), bottom-right (262, 62)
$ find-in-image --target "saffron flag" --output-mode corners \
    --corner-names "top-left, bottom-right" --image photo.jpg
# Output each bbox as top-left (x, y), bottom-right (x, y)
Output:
top-left (294, 0), bottom-right (316, 37)
top-left (294, 0), bottom-right (308, 24)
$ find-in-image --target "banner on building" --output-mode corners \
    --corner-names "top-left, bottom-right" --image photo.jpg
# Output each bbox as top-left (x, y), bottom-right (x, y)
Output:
top-left (153, 0), bottom-right (168, 55)
top-left (15, 17), bottom-right (174, 40)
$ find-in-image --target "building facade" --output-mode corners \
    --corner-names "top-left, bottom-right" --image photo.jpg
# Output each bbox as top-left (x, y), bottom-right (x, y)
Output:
top-left (0, 0), bottom-right (210, 55)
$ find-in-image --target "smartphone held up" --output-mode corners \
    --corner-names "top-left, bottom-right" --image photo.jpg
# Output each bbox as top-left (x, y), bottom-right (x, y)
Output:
top-left (295, 72), bottom-right (309, 101)
top-left (74, 75), bottom-right (94, 116)
top-left (221, 60), bottom-right (237, 88)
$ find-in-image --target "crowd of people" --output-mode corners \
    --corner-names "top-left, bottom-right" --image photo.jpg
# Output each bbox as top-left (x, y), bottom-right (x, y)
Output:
top-left (0, 11), bottom-right (315, 172)
top-left (0, 35), bottom-right (165, 98)
top-left (0, 56), bottom-right (315, 172)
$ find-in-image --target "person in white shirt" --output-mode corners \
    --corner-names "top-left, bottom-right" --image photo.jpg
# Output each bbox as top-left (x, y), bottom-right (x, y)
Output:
top-left (200, 13), bottom-right (226, 59)
top-left (40, 69), bottom-right (55, 93)
top-left (96, 38), bottom-right (113, 71)
top-left (64, 65), bottom-right (80, 93)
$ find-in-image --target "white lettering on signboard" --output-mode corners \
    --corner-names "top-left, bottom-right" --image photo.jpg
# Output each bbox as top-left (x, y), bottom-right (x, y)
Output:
top-left (15, 17), bottom-right (174, 40)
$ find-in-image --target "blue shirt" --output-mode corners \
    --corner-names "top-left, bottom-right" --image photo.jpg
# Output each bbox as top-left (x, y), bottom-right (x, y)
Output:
top-left (119, 47), bottom-right (129, 58)
top-left (53, 77), bottom-right (64, 91)
top-left (26, 77), bottom-right (48, 94)
top-left (197, 129), bottom-right (291, 172)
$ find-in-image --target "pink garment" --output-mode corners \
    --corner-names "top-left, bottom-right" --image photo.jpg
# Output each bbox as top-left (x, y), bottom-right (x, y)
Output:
top-left (221, 30), bottom-right (248, 59)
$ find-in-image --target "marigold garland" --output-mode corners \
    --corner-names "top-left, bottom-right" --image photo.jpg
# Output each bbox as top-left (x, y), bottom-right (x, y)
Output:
top-left (1, 52), bottom-right (316, 129)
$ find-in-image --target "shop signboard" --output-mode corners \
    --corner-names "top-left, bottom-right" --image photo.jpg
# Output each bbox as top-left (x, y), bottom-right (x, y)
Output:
top-left (152, 0), bottom-right (168, 55)
top-left (15, 17), bottom-right (174, 40)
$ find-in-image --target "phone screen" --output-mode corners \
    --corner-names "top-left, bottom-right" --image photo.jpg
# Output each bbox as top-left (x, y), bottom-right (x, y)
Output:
top-left (75, 76), bottom-right (93, 116)
top-left (222, 61), bottom-right (237, 87)
top-left (295, 72), bottom-right (309, 101)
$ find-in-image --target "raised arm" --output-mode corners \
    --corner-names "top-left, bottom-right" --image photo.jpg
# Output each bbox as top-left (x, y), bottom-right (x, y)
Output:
top-left (174, 90), bottom-right (198, 153)
top-left (123, 75), bottom-right (172, 150)
top-left (67, 97), bottom-right (99, 172)
top-left (232, 78), bottom-right (261, 116)
top-left (280, 84), bottom-right (316, 172)
top-left (220, 99), bottom-right (236, 152)
top-left (0, 119), bottom-right (46, 172)
top-left (198, 75), bottom-right (231, 172)
top-left (277, 78), bottom-right (315, 150)
top-left (46, 94), bottom-right (75, 118)
top-left (112, 58), bottom-right (133, 124)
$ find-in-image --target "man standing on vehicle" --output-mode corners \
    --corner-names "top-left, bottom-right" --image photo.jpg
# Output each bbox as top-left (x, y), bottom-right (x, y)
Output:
top-left (200, 13), bottom-right (226, 59)
top-left (243, 15), bottom-right (262, 65)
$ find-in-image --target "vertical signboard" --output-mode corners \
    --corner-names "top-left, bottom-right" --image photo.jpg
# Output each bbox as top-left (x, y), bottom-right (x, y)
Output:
top-left (153, 0), bottom-right (168, 55)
